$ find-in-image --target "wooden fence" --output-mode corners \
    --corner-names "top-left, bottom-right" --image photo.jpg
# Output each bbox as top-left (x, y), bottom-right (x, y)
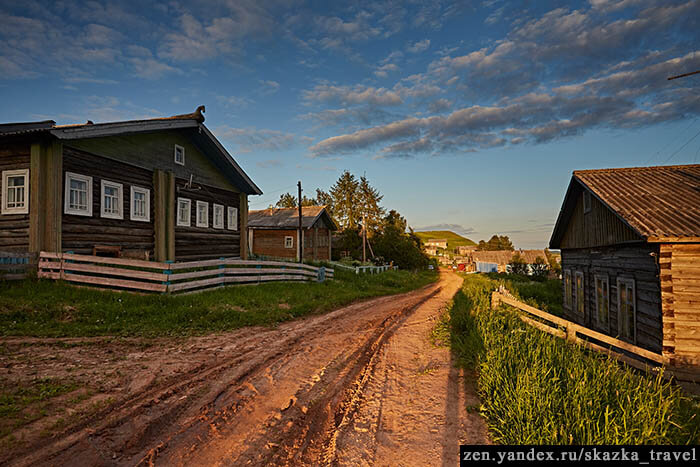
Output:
top-left (330, 262), bottom-right (396, 274)
top-left (490, 286), bottom-right (700, 382)
top-left (0, 252), bottom-right (35, 280)
top-left (37, 252), bottom-right (333, 294)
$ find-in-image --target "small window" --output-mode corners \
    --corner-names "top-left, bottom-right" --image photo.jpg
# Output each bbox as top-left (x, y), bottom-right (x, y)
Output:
top-left (174, 144), bottom-right (185, 165)
top-left (2, 169), bottom-right (29, 215)
top-left (130, 186), bottom-right (150, 222)
top-left (583, 191), bottom-right (591, 214)
top-left (564, 270), bottom-right (572, 308)
top-left (177, 198), bottom-right (191, 227)
top-left (285, 236), bottom-right (294, 248)
top-left (227, 206), bottom-right (238, 231)
top-left (213, 204), bottom-right (224, 229)
top-left (196, 200), bottom-right (209, 227)
top-left (595, 274), bottom-right (609, 331)
top-left (618, 278), bottom-right (636, 343)
top-left (64, 172), bottom-right (93, 216)
top-left (575, 271), bottom-right (585, 315)
top-left (100, 180), bottom-right (123, 219)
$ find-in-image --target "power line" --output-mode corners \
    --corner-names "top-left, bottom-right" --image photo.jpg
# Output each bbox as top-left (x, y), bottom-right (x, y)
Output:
top-left (661, 125), bottom-right (700, 164)
top-left (248, 183), bottom-right (298, 207)
top-left (645, 117), bottom-right (698, 165)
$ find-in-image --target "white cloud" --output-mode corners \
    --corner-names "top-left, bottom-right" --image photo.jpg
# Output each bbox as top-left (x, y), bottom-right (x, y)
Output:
top-left (407, 39), bottom-right (430, 53)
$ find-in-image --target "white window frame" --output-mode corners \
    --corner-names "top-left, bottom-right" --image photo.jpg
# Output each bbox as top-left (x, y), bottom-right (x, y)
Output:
top-left (227, 206), bottom-right (238, 231)
top-left (575, 271), bottom-right (585, 315)
top-left (177, 197), bottom-right (191, 227)
top-left (285, 236), bottom-right (294, 249)
top-left (196, 200), bottom-right (209, 228)
top-left (64, 172), bottom-right (93, 217)
top-left (594, 274), bottom-right (610, 332)
top-left (213, 203), bottom-right (224, 229)
top-left (617, 277), bottom-right (637, 344)
top-left (1, 169), bottom-right (29, 215)
top-left (174, 144), bottom-right (185, 166)
top-left (564, 269), bottom-right (572, 309)
top-left (100, 179), bottom-right (124, 220)
top-left (130, 186), bottom-right (150, 222)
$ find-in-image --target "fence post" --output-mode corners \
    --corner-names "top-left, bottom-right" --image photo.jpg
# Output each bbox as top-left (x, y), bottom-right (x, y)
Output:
top-left (566, 325), bottom-right (577, 343)
top-left (318, 266), bottom-right (326, 283)
top-left (163, 260), bottom-right (173, 294)
top-left (491, 291), bottom-right (501, 309)
top-left (218, 257), bottom-right (226, 287)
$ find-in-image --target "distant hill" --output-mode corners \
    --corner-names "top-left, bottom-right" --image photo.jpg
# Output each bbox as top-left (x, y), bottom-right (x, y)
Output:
top-left (414, 230), bottom-right (476, 248)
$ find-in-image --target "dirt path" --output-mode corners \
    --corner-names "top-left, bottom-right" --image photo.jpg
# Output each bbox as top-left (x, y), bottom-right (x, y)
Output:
top-left (5, 270), bottom-right (488, 466)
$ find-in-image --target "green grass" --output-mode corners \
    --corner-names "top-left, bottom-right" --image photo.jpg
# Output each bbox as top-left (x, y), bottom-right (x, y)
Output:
top-left (0, 269), bottom-right (438, 338)
top-left (485, 272), bottom-right (563, 316)
top-left (414, 230), bottom-right (476, 248)
top-left (449, 274), bottom-right (700, 444)
top-left (0, 378), bottom-right (79, 441)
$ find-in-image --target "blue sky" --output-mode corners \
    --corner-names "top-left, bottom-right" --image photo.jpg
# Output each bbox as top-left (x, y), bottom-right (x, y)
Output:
top-left (1, 0), bottom-right (699, 248)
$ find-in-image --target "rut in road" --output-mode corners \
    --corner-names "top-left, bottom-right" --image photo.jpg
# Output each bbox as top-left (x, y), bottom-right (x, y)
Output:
top-left (9, 281), bottom-right (443, 467)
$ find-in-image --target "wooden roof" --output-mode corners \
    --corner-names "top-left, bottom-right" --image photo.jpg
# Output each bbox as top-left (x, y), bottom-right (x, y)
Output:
top-left (248, 206), bottom-right (337, 230)
top-left (470, 249), bottom-right (546, 265)
top-left (0, 107), bottom-right (262, 195)
top-left (550, 164), bottom-right (700, 247)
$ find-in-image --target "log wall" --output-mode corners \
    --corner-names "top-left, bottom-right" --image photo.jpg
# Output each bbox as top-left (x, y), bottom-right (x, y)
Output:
top-left (62, 147), bottom-right (155, 256)
top-left (174, 179), bottom-right (241, 261)
top-left (660, 243), bottom-right (700, 367)
top-left (0, 143), bottom-right (31, 252)
top-left (561, 244), bottom-right (662, 353)
top-left (250, 229), bottom-right (298, 260)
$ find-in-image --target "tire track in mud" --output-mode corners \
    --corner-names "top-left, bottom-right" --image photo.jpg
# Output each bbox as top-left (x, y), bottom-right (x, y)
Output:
top-left (8, 283), bottom-right (440, 467)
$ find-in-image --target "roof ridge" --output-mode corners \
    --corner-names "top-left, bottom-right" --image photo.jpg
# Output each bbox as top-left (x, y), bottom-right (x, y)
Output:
top-left (574, 163), bottom-right (700, 175)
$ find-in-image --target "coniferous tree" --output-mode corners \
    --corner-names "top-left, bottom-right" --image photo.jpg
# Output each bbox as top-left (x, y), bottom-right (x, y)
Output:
top-left (330, 171), bottom-right (360, 229)
top-left (358, 175), bottom-right (385, 235)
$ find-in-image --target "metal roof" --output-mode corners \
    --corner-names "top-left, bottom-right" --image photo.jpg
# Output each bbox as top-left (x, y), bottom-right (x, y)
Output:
top-left (248, 206), bottom-right (337, 230)
top-left (550, 164), bottom-right (700, 247)
top-left (0, 108), bottom-right (262, 195)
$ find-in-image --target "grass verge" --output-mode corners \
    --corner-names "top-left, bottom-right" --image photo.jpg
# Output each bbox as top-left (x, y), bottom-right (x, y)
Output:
top-left (0, 269), bottom-right (437, 338)
top-left (485, 272), bottom-right (563, 315)
top-left (449, 274), bottom-right (700, 444)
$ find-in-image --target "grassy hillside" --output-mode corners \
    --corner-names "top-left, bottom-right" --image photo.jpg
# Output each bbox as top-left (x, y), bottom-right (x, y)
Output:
top-left (414, 230), bottom-right (476, 248)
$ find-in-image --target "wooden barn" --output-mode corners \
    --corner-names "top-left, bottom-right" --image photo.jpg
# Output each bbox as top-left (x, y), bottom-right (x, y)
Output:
top-left (247, 206), bottom-right (337, 262)
top-left (0, 107), bottom-right (261, 262)
top-left (549, 164), bottom-right (700, 367)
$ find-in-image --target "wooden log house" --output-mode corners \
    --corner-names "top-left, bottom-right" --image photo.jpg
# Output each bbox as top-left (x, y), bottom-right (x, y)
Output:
top-left (549, 164), bottom-right (700, 368)
top-left (0, 107), bottom-right (262, 262)
top-left (247, 206), bottom-right (337, 262)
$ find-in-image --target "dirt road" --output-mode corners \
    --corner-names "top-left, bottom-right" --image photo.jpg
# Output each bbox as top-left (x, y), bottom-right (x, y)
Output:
top-left (6, 270), bottom-right (488, 466)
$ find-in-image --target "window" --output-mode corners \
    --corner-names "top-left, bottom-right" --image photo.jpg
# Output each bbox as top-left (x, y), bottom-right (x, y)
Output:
top-left (595, 274), bottom-right (609, 331)
top-left (177, 198), bottom-right (191, 227)
top-left (583, 191), bottom-right (592, 213)
top-left (100, 180), bottom-right (123, 219)
top-left (174, 144), bottom-right (185, 165)
top-left (319, 234), bottom-right (328, 247)
top-left (64, 172), bottom-right (93, 216)
top-left (618, 278), bottom-right (636, 343)
top-left (213, 204), bottom-right (224, 229)
top-left (196, 200), bottom-right (209, 227)
top-left (575, 271), bottom-right (585, 315)
top-left (2, 169), bottom-right (29, 215)
top-left (227, 206), bottom-right (238, 231)
top-left (564, 270), bottom-right (572, 308)
top-left (130, 186), bottom-right (150, 222)
top-left (285, 236), bottom-right (294, 248)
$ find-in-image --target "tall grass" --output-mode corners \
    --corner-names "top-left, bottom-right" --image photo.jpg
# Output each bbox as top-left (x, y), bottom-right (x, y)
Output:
top-left (485, 272), bottom-right (563, 315)
top-left (450, 274), bottom-right (700, 444)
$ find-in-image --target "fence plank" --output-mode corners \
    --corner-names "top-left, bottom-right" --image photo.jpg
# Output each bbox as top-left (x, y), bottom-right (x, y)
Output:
top-left (61, 253), bottom-right (170, 270)
top-left (61, 272), bottom-right (167, 292)
top-left (59, 262), bottom-right (168, 282)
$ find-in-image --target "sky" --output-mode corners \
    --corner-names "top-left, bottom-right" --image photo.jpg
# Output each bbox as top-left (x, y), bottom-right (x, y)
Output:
top-left (1, 0), bottom-right (699, 248)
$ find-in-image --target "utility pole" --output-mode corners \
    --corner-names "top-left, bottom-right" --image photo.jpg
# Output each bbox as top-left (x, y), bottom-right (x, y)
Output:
top-left (362, 213), bottom-right (366, 263)
top-left (298, 181), bottom-right (303, 262)
top-left (667, 69), bottom-right (700, 81)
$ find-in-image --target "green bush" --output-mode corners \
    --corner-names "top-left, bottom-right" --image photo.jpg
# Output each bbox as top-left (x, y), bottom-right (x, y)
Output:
top-left (450, 274), bottom-right (700, 444)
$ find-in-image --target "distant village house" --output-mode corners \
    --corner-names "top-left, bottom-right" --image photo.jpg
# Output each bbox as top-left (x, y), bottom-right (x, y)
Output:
top-left (247, 206), bottom-right (337, 262)
top-left (424, 238), bottom-right (448, 249)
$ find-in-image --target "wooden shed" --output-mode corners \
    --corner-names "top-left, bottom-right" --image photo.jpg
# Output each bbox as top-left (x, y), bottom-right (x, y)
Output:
top-left (549, 164), bottom-right (700, 368)
top-left (0, 107), bottom-right (262, 262)
top-left (247, 206), bottom-right (337, 262)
